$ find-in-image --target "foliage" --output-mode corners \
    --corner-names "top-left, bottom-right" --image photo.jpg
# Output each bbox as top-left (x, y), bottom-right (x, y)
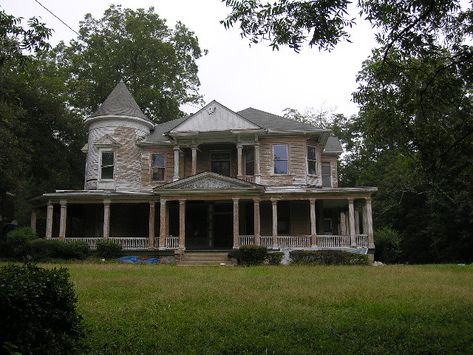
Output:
top-left (51, 5), bottom-right (205, 122)
top-left (266, 251), bottom-right (283, 265)
top-left (6, 226), bottom-right (36, 243)
top-left (57, 241), bottom-right (90, 260)
top-left (96, 239), bottom-right (122, 258)
top-left (374, 227), bottom-right (402, 263)
top-left (0, 227), bottom-right (37, 257)
top-left (236, 245), bottom-right (268, 265)
top-left (62, 263), bottom-right (473, 353)
top-left (0, 264), bottom-right (84, 354)
top-left (290, 250), bottom-right (369, 265)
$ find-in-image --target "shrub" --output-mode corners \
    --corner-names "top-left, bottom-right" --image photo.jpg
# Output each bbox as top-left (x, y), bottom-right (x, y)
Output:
top-left (27, 239), bottom-right (64, 260)
top-left (58, 241), bottom-right (90, 260)
top-left (238, 245), bottom-right (267, 265)
top-left (0, 263), bottom-right (84, 354)
top-left (96, 239), bottom-right (122, 258)
top-left (375, 226), bottom-right (402, 263)
top-left (1, 227), bottom-right (37, 257)
top-left (266, 252), bottom-right (284, 265)
top-left (289, 250), bottom-right (369, 265)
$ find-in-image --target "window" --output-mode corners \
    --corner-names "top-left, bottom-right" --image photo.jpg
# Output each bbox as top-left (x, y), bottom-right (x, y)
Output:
top-left (322, 162), bottom-right (332, 187)
top-left (151, 153), bottom-right (166, 181)
top-left (273, 144), bottom-right (288, 174)
top-left (100, 151), bottom-right (114, 180)
top-left (307, 146), bottom-right (317, 175)
top-left (323, 218), bottom-right (333, 234)
top-left (211, 151), bottom-right (231, 176)
top-left (244, 148), bottom-right (254, 175)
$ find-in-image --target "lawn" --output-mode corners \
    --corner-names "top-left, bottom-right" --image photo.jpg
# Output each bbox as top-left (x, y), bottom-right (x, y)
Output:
top-left (57, 264), bottom-right (473, 354)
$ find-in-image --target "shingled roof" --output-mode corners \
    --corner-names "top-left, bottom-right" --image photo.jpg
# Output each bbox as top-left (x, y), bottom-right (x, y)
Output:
top-left (91, 80), bottom-right (150, 121)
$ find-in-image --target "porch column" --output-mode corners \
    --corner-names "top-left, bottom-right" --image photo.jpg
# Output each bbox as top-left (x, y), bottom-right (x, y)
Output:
top-left (179, 200), bottom-right (186, 250)
top-left (366, 197), bottom-right (374, 248)
top-left (46, 203), bottom-right (53, 239)
top-left (191, 146), bottom-right (197, 175)
top-left (159, 199), bottom-right (167, 249)
top-left (340, 212), bottom-right (347, 235)
top-left (354, 208), bottom-right (360, 234)
top-left (271, 198), bottom-right (278, 248)
top-left (148, 201), bottom-right (156, 249)
top-left (103, 199), bottom-right (110, 239)
top-left (237, 144), bottom-right (243, 178)
top-left (309, 198), bottom-right (317, 247)
top-left (254, 143), bottom-right (261, 184)
top-left (173, 146), bottom-right (180, 181)
top-left (253, 198), bottom-right (261, 246)
top-left (30, 209), bottom-right (37, 234)
top-left (59, 200), bottom-right (67, 241)
top-left (348, 198), bottom-right (356, 247)
top-left (233, 198), bottom-right (240, 248)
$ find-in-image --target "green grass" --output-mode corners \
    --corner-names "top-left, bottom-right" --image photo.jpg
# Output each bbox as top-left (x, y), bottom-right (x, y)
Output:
top-left (50, 264), bottom-right (473, 353)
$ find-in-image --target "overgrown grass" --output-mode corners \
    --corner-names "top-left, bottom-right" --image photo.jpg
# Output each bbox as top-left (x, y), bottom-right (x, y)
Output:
top-left (46, 264), bottom-right (473, 353)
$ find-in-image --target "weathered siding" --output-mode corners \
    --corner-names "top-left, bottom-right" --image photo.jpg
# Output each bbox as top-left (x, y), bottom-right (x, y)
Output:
top-left (321, 155), bottom-right (339, 188)
top-left (140, 146), bottom-right (174, 188)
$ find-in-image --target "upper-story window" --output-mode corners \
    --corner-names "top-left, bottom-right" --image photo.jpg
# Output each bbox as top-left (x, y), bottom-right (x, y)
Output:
top-left (273, 144), bottom-right (288, 174)
top-left (211, 151), bottom-right (231, 176)
top-left (307, 146), bottom-right (317, 175)
top-left (244, 148), bottom-right (254, 175)
top-left (322, 162), bottom-right (332, 187)
top-left (100, 151), bottom-right (114, 180)
top-left (151, 153), bottom-right (166, 181)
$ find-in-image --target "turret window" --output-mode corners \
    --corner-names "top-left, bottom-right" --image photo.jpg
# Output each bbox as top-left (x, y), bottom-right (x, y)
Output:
top-left (151, 153), bottom-right (166, 181)
top-left (100, 151), bottom-right (114, 180)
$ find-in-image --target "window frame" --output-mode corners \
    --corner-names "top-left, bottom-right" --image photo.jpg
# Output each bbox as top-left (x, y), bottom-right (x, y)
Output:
top-left (151, 153), bottom-right (166, 181)
top-left (244, 147), bottom-right (255, 176)
top-left (272, 144), bottom-right (289, 175)
top-left (210, 150), bottom-right (231, 176)
top-left (321, 161), bottom-right (332, 187)
top-left (99, 149), bottom-right (115, 181)
top-left (307, 145), bottom-right (317, 176)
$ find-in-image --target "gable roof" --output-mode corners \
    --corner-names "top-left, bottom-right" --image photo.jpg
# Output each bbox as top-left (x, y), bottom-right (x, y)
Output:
top-left (91, 80), bottom-right (150, 121)
top-left (155, 171), bottom-right (263, 193)
top-left (238, 107), bottom-right (324, 132)
top-left (169, 100), bottom-right (261, 133)
top-left (140, 117), bottom-right (187, 145)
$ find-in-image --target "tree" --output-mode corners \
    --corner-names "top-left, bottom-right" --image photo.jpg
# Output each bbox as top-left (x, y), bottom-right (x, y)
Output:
top-left (52, 5), bottom-right (206, 122)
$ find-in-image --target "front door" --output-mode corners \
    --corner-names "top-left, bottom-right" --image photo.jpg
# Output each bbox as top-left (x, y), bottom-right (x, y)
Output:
top-left (213, 202), bottom-right (233, 249)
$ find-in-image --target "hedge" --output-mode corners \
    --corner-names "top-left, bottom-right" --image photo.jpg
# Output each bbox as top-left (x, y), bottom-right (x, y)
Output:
top-left (232, 245), bottom-right (268, 265)
top-left (289, 250), bottom-right (369, 265)
top-left (0, 264), bottom-right (84, 354)
top-left (96, 239), bottom-right (122, 258)
top-left (266, 252), bottom-right (284, 265)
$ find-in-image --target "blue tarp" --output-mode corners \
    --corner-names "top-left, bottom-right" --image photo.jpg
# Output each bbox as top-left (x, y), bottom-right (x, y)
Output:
top-left (117, 256), bottom-right (160, 264)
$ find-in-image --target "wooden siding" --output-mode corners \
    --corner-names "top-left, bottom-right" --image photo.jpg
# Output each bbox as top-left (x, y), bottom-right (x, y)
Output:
top-left (140, 146), bottom-right (174, 187)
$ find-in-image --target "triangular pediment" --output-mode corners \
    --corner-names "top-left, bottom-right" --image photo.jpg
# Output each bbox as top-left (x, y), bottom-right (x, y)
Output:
top-left (93, 134), bottom-right (121, 147)
top-left (156, 172), bottom-right (261, 192)
top-left (169, 101), bottom-right (261, 134)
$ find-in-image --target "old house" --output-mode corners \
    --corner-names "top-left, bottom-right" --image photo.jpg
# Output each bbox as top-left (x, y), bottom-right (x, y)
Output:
top-left (32, 81), bottom-right (376, 260)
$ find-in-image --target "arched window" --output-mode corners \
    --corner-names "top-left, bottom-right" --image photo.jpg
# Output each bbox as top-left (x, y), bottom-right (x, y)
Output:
top-left (151, 153), bottom-right (166, 181)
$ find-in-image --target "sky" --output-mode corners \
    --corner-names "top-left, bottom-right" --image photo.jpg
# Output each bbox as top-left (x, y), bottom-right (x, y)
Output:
top-left (0, 0), bottom-right (377, 117)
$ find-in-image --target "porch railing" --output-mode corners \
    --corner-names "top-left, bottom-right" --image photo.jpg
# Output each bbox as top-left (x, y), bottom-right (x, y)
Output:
top-left (277, 235), bottom-right (311, 248)
top-left (239, 235), bottom-right (256, 246)
top-left (64, 237), bottom-right (100, 249)
top-left (260, 236), bottom-right (273, 248)
top-left (165, 236), bottom-right (179, 249)
top-left (355, 234), bottom-right (369, 248)
top-left (240, 175), bottom-right (255, 183)
top-left (316, 235), bottom-right (351, 248)
top-left (110, 237), bottom-right (148, 250)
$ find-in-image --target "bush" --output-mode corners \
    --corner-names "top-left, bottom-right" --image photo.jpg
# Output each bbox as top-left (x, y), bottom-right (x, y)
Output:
top-left (27, 239), bottom-right (64, 260)
top-left (96, 239), bottom-right (122, 258)
top-left (375, 226), bottom-right (402, 263)
top-left (289, 250), bottom-right (369, 265)
top-left (0, 263), bottom-right (84, 354)
top-left (1, 227), bottom-right (37, 258)
top-left (238, 245), bottom-right (267, 265)
top-left (58, 241), bottom-right (90, 260)
top-left (266, 252), bottom-right (283, 265)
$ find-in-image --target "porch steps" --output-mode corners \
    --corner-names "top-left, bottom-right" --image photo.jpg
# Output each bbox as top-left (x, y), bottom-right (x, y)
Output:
top-left (178, 251), bottom-right (233, 266)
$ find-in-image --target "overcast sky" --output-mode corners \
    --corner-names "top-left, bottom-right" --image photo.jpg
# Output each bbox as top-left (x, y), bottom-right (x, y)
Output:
top-left (1, 0), bottom-right (377, 117)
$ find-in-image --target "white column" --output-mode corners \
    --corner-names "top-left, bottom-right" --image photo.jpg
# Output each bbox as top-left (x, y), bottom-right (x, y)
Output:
top-left (253, 198), bottom-right (261, 245)
top-left (233, 198), bottom-right (240, 248)
top-left (271, 199), bottom-right (278, 248)
top-left (148, 202), bottom-right (156, 249)
top-left (30, 209), bottom-right (37, 234)
top-left (237, 144), bottom-right (243, 178)
top-left (366, 197), bottom-right (374, 248)
top-left (159, 199), bottom-right (167, 249)
top-left (179, 200), bottom-right (186, 250)
top-left (59, 200), bottom-right (67, 241)
top-left (191, 146), bottom-right (197, 175)
top-left (355, 208), bottom-right (360, 234)
top-left (46, 203), bottom-right (53, 239)
top-left (348, 198), bottom-right (356, 247)
top-left (340, 212), bottom-right (347, 235)
top-left (254, 143), bottom-right (261, 184)
top-left (103, 199), bottom-right (110, 239)
top-left (310, 198), bottom-right (317, 247)
top-left (173, 146), bottom-right (180, 181)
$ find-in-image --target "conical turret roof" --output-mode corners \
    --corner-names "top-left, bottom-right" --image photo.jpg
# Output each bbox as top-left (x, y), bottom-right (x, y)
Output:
top-left (91, 80), bottom-right (150, 121)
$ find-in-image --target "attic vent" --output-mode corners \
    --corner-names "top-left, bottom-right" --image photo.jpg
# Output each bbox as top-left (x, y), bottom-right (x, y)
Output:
top-left (207, 106), bottom-right (216, 115)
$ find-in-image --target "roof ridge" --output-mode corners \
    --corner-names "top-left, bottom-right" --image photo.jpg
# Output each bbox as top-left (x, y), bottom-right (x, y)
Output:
top-left (240, 107), bottom-right (320, 129)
